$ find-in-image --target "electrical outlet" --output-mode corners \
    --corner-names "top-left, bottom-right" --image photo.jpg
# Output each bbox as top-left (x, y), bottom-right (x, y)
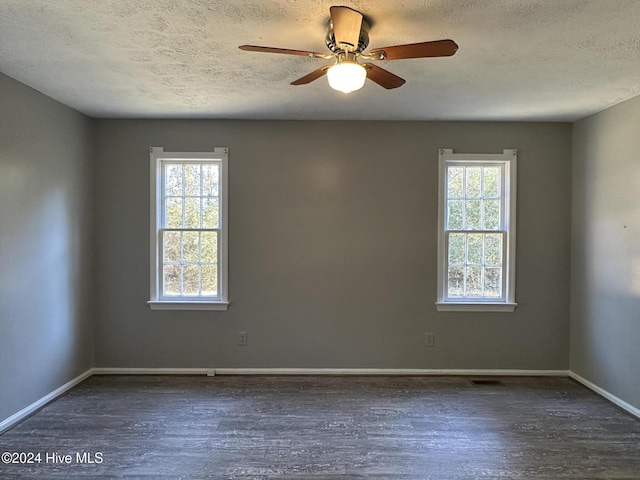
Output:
top-left (238, 331), bottom-right (247, 346)
top-left (425, 332), bottom-right (435, 347)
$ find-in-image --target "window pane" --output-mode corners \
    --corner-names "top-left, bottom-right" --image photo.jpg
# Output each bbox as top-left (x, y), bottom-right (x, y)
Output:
top-left (484, 234), bottom-right (502, 266)
top-left (163, 231), bottom-right (181, 263)
top-left (182, 231), bottom-right (199, 263)
top-left (202, 198), bottom-right (219, 228)
top-left (447, 200), bottom-right (463, 230)
top-left (448, 266), bottom-right (464, 297)
top-left (483, 167), bottom-right (500, 197)
top-left (465, 266), bottom-right (482, 297)
top-left (155, 152), bottom-right (227, 303)
top-left (202, 265), bottom-right (218, 296)
top-left (467, 234), bottom-right (483, 264)
top-left (201, 232), bottom-right (218, 263)
top-left (465, 200), bottom-right (481, 230)
top-left (185, 164), bottom-right (201, 196)
top-left (483, 200), bottom-right (500, 230)
top-left (165, 164), bottom-right (183, 197)
top-left (484, 267), bottom-right (502, 297)
top-left (185, 197), bottom-right (201, 228)
top-left (163, 265), bottom-right (181, 296)
top-left (165, 198), bottom-right (183, 228)
top-left (448, 233), bottom-right (465, 265)
top-left (447, 167), bottom-right (464, 198)
top-left (183, 265), bottom-right (200, 296)
top-left (466, 167), bottom-right (481, 198)
top-left (203, 164), bottom-right (219, 196)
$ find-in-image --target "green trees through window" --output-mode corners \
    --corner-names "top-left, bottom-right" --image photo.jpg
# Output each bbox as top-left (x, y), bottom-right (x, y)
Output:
top-left (445, 165), bottom-right (504, 299)
top-left (162, 163), bottom-right (220, 297)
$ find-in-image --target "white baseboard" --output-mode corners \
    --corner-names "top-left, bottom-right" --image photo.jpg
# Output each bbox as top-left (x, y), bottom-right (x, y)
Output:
top-left (211, 368), bottom-right (570, 376)
top-left (92, 368), bottom-right (210, 375)
top-left (0, 368), bottom-right (93, 434)
top-left (569, 371), bottom-right (640, 419)
top-left (92, 367), bottom-right (569, 377)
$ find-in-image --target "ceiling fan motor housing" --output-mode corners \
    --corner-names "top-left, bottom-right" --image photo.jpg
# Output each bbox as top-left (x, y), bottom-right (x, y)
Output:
top-left (325, 18), bottom-right (370, 53)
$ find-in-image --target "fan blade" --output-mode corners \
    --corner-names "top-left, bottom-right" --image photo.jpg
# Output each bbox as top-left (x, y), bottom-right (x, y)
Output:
top-left (369, 40), bottom-right (458, 60)
top-left (362, 63), bottom-right (406, 89)
top-left (330, 6), bottom-right (363, 51)
top-left (291, 66), bottom-right (331, 85)
top-left (239, 45), bottom-right (329, 58)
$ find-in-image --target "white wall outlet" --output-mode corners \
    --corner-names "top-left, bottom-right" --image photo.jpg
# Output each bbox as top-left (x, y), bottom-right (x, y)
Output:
top-left (238, 331), bottom-right (247, 346)
top-left (425, 332), bottom-right (435, 347)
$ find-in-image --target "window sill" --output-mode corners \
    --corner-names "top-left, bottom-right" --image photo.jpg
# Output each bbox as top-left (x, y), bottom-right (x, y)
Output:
top-left (436, 302), bottom-right (517, 312)
top-left (148, 301), bottom-right (230, 311)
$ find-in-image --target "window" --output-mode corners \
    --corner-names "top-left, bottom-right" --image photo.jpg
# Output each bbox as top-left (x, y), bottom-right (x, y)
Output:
top-left (436, 149), bottom-right (517, 312)
top-left (148, 147), bottom-right (229, 310)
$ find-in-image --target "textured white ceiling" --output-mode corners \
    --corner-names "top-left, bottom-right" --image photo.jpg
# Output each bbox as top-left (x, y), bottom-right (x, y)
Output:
top-left (1, 0), bottom-right (640, 121)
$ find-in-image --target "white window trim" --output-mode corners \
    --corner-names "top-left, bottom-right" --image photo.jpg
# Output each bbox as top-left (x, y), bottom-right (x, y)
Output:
top-left (436, 148), bottom-right (517, 312)
top-left (148, 147), bottom-right (229, 311)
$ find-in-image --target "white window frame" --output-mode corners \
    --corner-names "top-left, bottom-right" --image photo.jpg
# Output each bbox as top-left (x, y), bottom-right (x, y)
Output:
top-left (436, 149), bottom-right (517, 312)
top-left (148, 147), bottom-right (229, 311)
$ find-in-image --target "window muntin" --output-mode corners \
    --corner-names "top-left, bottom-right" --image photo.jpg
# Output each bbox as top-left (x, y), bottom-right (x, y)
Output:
top-left (149, 148), bottom-right (228, 310)
top-left (437, 149), bottom-right (516, 311)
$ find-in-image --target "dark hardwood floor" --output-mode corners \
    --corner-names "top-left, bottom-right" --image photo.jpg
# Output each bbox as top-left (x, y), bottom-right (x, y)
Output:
top-left (1, 375), bottom-right (639, 479)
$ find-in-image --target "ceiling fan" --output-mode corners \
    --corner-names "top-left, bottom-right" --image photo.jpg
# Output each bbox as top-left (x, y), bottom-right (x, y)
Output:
top-left (239, 5), bottom-right (458, 93)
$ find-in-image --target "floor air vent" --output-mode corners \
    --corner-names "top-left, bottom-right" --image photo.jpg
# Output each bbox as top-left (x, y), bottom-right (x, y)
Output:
top-left (470, 379), bottom-right (502, 386)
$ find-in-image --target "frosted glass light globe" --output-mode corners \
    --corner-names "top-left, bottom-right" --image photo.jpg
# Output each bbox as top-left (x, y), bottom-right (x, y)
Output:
top-left (327, 62), bottom-right (366, 93)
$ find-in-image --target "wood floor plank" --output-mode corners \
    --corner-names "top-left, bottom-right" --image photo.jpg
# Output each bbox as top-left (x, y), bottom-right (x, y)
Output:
top-left (0, 375), bottom-right (639, 478)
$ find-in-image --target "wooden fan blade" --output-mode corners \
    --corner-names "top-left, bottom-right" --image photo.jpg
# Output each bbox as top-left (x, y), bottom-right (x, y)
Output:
top-left (291, 66), bottom-right (330, 85)
top-left (330, 6), bottom-right (363, 51)
top-left (369, 40), bottom-right (458, 60)
top-left (239, 45), bottom-right (327, 58)
top-left (362, 63), bottom-right (406, 89)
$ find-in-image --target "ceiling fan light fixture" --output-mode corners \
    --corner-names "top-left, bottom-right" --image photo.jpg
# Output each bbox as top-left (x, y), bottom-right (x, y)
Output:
top-left (327, 60), bottom-right (366, 93)
top-left (239, 6), bottom-right (459, 92)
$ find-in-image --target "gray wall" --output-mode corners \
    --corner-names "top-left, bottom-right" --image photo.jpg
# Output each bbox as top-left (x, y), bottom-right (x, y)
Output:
top-left (571, 95), bottom-right (640, 410)
top-left (94, 120), bottom-right (572, 369)
top-left (0, 73), bottom-right (94, 423)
